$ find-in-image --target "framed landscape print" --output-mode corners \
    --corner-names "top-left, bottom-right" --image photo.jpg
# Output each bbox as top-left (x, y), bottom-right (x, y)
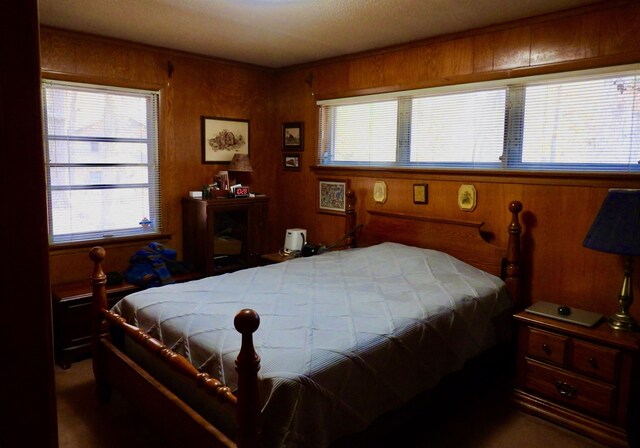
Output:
top-left (318, 179), bottom-right (347, 215)
top-left (202, 116), bottom-right (249, 163)
top-left (282, 122), bottom-right (304, 150)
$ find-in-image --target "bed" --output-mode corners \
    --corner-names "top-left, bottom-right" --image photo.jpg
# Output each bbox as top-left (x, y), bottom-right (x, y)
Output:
top-left (89, 193), bottom-right (523, 448)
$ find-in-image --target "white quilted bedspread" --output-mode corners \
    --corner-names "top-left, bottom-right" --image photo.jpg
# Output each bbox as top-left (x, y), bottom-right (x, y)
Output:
top-left (113, 242), bottom-right (511, 447)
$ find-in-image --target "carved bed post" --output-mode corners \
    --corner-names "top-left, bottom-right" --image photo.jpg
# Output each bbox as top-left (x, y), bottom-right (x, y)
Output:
top-left (344, 189), bottom-right (357, 248)
top-left (234, 309), bottom-right (261, 448)
top-left (505, 201), bottom-right (523, 308)
top-left (89, 246), bottom-right (110, 403)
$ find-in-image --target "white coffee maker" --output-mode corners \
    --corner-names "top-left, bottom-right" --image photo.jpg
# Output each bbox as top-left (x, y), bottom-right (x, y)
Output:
top-left (284, 228), bottom-right (306, 254)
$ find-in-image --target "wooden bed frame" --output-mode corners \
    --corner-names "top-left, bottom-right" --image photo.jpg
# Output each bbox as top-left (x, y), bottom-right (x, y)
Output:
top-left (89, 192), bottom-right (522, 448)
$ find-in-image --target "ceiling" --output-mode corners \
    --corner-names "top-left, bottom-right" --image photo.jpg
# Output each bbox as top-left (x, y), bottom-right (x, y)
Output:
top-left (38, 0), bottom-right (600, 68)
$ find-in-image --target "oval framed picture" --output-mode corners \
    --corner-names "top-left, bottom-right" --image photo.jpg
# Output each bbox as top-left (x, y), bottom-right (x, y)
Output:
top-left (373, 181), bottom-right (387, 203)
top-left (458, 184), bottom-right (477, 211)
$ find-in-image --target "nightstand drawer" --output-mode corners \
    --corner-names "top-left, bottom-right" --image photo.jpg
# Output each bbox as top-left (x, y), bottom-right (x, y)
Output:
top-left (527, 327), bottom-right (568, 365)
top-left (570, 339), bottom-right (620, 382)
top-left (524, 358), bottom-right (616, 420)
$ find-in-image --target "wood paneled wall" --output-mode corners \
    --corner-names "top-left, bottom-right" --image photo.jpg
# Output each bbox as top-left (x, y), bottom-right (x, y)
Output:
top-left (43, 0), bottom-right (640, 321)
top-left (271, 0), bottom-right (640, 319)
top-left (41, 28), bottom-right (278, 284)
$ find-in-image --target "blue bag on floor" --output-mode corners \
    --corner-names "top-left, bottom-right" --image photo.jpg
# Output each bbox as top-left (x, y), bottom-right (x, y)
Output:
top-left (124, 242), bottom-right (178, 288)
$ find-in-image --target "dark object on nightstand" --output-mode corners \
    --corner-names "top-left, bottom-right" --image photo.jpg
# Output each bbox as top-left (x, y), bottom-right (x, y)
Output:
top-left (512, 310), bottom-right (640, 447)
top-left (301, 243), bottom-right (320, 257)
top-left (557, 305), bottom-right (571, 316)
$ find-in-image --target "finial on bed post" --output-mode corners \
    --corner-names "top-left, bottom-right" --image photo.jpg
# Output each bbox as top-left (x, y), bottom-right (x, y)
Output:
top-left (234, 309), bottom-right (261, 448)
top-left (345, 189), bottom-right (357, 248)
top-left (89, 246), bottom-right (110, 403)
top-left (506, 201), bottom-right (523, 308)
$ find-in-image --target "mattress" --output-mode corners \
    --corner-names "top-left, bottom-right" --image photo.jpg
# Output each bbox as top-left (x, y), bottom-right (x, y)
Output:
top-left (113, 242), bottom-right (511, 447)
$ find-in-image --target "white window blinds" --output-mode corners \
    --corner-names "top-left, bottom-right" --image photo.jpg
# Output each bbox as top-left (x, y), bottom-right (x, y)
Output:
top-left (319, 100), bottom-right (398, 165)
top-left (42, 80), bottom-right (161, 244)
top-left (409, 89), bottom-right (506, 165)
top-left (317, 65), bottom-right (640, 172)
top-left (519, 76), bottom-right (640, 170)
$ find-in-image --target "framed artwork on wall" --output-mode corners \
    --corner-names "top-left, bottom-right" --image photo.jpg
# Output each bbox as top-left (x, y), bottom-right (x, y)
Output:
top-left (201, 116), bottom-right (249, 164)
top-left (282, 122), bottom-right (304, 151)
top-left (458, 184), bottom-right (477, 211)
top-left (373, 181), bottom-right (387, 204)
top-left (413, 184), bottom-right (428, 204)
top-left (318, 179), bottom-right (348, 215)
top-left (283, 152), bottom-right (301, 171)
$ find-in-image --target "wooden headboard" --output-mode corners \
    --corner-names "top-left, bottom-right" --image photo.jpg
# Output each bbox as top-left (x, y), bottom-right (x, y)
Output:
top-left (355, 201), bottom-right (522, 306)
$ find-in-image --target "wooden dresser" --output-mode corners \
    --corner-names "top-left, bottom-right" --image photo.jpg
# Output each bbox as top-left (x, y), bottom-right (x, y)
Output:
top-left (512, 310), bottom-right (640, 447)
top-left (182, 196), bottom-right (269, 276)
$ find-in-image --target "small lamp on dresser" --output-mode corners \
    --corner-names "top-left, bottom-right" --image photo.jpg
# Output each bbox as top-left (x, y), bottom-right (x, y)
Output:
top-left (228, 153), bottom-right (253, 191)
top-left (583, 188), bottom-right (640, 331)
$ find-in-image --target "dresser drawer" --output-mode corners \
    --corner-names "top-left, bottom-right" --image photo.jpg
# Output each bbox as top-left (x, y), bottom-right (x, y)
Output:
top-left (527, 327), bottom-right (568, 365)
top-left (570, 339), bottom-right (620, 382)
top-left (523, 358), bottom-right (616, 420)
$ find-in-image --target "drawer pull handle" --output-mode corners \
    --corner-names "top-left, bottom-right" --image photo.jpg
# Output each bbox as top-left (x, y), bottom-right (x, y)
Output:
top-left (588, 357), bottom-right (598, 369)
top-left (555, 380), bottom-right (577, 399)
top-left (542, 343), bottom-right (551, 355)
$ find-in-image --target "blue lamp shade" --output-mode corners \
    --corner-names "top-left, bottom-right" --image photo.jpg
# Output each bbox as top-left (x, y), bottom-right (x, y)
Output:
top-left (583, 189), bottom-right (640, 256)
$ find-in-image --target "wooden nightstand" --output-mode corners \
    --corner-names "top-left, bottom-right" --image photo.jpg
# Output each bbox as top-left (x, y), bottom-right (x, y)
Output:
top-left (260, 252), bottom-right (297, 265)
top-left (512, 310), bottom-right (640, 447)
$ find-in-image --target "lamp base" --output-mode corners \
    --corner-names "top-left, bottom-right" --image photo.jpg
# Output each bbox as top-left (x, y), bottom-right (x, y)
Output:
top-left (607, 313), bottom-right (640, 332)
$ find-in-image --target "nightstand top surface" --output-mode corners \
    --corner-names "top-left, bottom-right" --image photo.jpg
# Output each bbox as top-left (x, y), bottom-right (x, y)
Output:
top-left (514, 310), bottom-right (640, 351)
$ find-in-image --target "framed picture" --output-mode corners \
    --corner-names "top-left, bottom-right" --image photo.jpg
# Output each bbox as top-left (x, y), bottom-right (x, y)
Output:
top-left (201, 116), bottom-right (249, 164)
top-left (283, 152), bottom-right (301, 171)
top-left (282, 122), bottom-right (304, 150)
top-left (318, 179), bottom-right (348, 215)
top-left (373, 181), bottom-right (387, 204)
top-left (413, 184), bottom-right (428, 204)
top-left (458, 184), bottom-right (477, 211)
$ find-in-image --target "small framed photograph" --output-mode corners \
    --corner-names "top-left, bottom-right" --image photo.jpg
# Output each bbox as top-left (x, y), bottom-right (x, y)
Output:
top-left (202, 116), bottom-right (249, 164)
top-left (458, 184), bottom-right (477, 211)
top-left (318, 179), bottom-right (348, 215)
top-left (282, 122), bottom-right (304, 150)
top-left (283, 152), bottom-right (301, 171)
top-left (413, 184), bottom-right (428, 204)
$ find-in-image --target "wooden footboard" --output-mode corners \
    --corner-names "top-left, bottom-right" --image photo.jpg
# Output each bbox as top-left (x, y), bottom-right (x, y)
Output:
top-left (90, 247), bottom-right (260, 448)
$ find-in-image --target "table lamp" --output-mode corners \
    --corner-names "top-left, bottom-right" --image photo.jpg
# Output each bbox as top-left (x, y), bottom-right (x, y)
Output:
top-left (228, 153), bottom-right (253, 188)
top-left (583, 189), bottom-right (640, 331)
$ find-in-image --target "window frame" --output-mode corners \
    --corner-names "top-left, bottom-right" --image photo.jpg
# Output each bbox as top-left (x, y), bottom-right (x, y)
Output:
top-left (42, 79), bottom-right (162, 246)
top-left (317, 64), bottom-right (640, 173)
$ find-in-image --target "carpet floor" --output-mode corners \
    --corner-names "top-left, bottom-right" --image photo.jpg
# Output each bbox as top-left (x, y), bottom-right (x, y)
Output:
top-left (55, 358), bottom-right (609, 448)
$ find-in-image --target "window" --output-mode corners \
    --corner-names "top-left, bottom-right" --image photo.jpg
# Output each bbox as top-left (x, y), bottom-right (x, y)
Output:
top-left (317, 66), bottom-right (640, 172)
top-left (331, 101), bottom-right (398, 164)
top-left (42, 80), bottom-right (161, 245)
